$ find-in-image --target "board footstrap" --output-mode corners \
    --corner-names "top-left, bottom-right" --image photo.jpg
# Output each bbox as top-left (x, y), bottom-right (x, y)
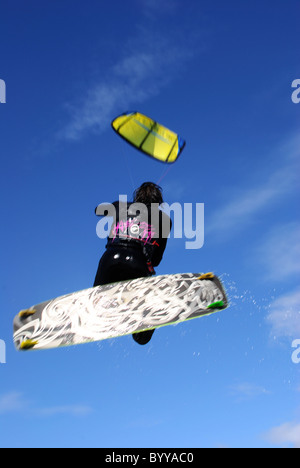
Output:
top-left (18, 309), bottom-right (37, 319)
top-left (20, 339), bottom-right (38, 350)
top-left (198, 272), bottom-right (215, 280)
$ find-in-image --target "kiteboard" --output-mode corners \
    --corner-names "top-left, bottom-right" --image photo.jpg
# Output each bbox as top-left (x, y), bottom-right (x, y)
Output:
top-left (13, 273), bottom-right (228, 351)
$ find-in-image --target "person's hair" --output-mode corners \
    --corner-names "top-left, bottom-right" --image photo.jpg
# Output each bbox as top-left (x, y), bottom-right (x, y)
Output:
top-left (133, 182), bottom-right (164, 205)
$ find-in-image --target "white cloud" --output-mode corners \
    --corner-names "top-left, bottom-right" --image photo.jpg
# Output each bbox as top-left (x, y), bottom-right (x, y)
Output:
top-left (229, 382), bottom-right (270, 400)
top-left (0, 391), bottom-right (28, 415)
top-left (36, 405), bottom-right (92, 417)
top-left (207, 135), bottom-right (300, 239)
top-left (257, 223), bottom-right (300, 282)
top-left (0, 391), bottom-right (92, 417)
top-left (264, 421), bottom-right (300, 448)
top-left (59, 21), bottom-right (197, 142)
top-left (266, 289), bottom-right (300, 338)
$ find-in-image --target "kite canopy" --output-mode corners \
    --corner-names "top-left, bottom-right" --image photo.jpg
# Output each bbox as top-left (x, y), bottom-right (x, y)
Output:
top-left (111, 112), bottom-right (186, 163)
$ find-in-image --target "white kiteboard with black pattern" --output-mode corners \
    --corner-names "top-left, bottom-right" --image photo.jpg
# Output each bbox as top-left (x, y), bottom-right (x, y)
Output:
top-left (13, 273), bottom-right (228, 351)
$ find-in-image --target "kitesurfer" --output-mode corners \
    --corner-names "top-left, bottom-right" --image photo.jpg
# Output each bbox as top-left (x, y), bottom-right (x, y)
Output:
top-left (94, 182), bottom-right (172, 345)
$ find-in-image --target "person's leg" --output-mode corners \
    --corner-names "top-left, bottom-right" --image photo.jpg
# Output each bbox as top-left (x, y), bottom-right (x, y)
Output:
top-left (93, 248), bottom-right (156, 345)
top-left (132, 328), bottom-right (155, 345)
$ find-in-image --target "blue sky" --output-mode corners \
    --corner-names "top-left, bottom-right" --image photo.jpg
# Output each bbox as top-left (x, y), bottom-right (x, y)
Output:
top-left (0, 0), bottom-right (299, 448)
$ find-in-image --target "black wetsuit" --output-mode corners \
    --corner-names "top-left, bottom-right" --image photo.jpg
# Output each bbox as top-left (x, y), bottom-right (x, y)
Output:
top-left (94, 201), bottom-right (172, 345)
